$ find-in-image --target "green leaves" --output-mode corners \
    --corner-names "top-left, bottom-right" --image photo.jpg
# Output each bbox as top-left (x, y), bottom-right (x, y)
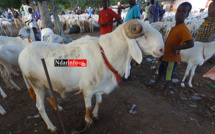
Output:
top-left (0, 0), bottom-right (23, 9)
top-left (52, 0), bottom-right (126, 11)
top-left (0, 0), bottom-right (127, 12)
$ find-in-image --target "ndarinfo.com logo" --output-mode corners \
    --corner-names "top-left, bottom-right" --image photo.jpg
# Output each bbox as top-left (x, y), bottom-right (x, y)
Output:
top-left (54, 59), bottom-right (87, 67)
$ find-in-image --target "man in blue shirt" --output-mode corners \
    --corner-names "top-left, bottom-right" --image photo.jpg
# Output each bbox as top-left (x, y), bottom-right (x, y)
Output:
top-left (88, 7), bottom-right (92, 16)
top-left (154, 0), bottom-right (161, 22)
top-left (124, 0), bottom-right (140, 22)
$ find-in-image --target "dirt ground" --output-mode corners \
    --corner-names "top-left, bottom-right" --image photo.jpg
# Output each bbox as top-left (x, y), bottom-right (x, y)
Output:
top-left (0, 26), bottom-right (215, 134)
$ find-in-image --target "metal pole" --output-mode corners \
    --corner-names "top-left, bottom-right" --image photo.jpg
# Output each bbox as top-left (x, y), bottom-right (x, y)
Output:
top-left (41, 59), bottom-right (67, 134)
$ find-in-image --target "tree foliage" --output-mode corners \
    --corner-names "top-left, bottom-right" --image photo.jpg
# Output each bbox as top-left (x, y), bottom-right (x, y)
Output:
top-left (54, 0), bottom-right (71, 9)
top-left (0, 0), bottom-right (23, 9)
top-left (0, 0), bottom-right (128, 11)
top-left (53, 0), bottom-right (128, 11)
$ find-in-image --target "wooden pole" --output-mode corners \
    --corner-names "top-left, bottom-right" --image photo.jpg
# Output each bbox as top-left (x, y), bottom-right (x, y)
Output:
top-left (41, 59), bottom-right (67, 134)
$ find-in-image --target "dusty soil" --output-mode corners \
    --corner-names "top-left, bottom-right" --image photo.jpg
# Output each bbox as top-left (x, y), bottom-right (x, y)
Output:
top-left (0, 26), bottom-right (215, 134)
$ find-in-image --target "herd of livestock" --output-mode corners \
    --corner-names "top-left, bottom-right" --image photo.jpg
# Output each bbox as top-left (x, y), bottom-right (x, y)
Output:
top-left (0, 9), bottom-right (215, 132)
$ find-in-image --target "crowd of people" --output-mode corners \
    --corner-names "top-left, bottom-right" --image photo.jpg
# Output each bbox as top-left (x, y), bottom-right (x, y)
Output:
top-left (143, 0), bottom-right (165, 23)
top-left (57, 7), bottom-right (101, 16)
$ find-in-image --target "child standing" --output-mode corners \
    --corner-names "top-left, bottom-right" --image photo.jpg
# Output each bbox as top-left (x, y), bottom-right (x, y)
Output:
top-left (98, 0), bottom-right (121, 35)
top-left (149, 2), bottom-right (194, 96)
top-left (25, 8), bottom-right (40, 41)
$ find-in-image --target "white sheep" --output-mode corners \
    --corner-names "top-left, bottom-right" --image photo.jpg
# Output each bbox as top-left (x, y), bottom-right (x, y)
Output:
top-left (180, 41), bottom-right (215, 88)
top-left (0, 27), bottom-right (64, 91)
top-left (41, 28), bottom-right (54, 41)
top-left (19, 26), bottom-right (62, 43)
top-left (0, 45), bottom-right (25, 90)
top-left (46, 34), bottom-right (64, 43)
top-left (151, 22), bottom-right (166, 31)
top-left (0, 27), bottom-right (65, 115)
top-left (0, 36), bottom-right (31, 46)
top-left (1, 29), bottom-right (64, 114)
top-left (89, 18), bottom-right (98, 33)
top-left (0, 21), bottom-right (13, 36)
top-left (40, 28), bottom-right (65, 43)
top-left (0, 36), bottom-right (29, 115)
top-left (18, 19), bottom-right (164, 132)
top-left (77, 18), bottom-right (85, 33)
top-left (0, 23), bottom-right (8, 36)
top-left (0, 35), bottom-right (30, 90)
top-left (18, 26), bottom-right (36, 42)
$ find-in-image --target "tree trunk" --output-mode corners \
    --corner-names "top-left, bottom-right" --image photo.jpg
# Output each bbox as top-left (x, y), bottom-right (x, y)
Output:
top-left (37, 0), bottom-right (53, 29)
top-left (69, 0), bottom-right (73, 11)
top-left (49, 0), bottom-right (69, 43)
top-left (73, 0), bottom-right (80, 12)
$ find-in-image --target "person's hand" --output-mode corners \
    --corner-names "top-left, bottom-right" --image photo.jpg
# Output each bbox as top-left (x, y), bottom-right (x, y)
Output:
top-left (105, 22), bottom-right (112, 26)
top-left (173, 46), bottom-right (180, 56)
top-left (99, 23), bottom-right (109, 27)
top-left (175, 50), bottom-right (180, 56)
top-left (99, 23), bottom-right (104, 27)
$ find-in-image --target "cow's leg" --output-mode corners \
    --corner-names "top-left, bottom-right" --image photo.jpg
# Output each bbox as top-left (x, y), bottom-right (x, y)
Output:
top-left (1, 66), bottom-right (14, 89)
top-left (181, 63), bottom-right (193, 87)
top-left (23, 76), bottom-right (36, 102)
top-left (34, 87), bottom-right (57, 132)
top-left (1, 63), bottom-right (20, 90)
top-left (11, 69), bottom-right (20, 76)
top-left (188, 65), bottom-right (197, 88)
top-left (83, 92), bottom-right (93, 126)
top-left (0, 105), bottom-right (6, 115)
top-left (0, 86), bottom-right (7, 98)
top-left (92, 94), bottom-right (102, 120)
top-left (5, 65), bottom-right (21, 90)
top-left (46, 89), bottom-right (63, 111)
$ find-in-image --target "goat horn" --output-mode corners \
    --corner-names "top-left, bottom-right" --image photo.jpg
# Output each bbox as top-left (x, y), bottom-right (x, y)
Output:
top-left (124, 19), bottom-right (143, 39)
